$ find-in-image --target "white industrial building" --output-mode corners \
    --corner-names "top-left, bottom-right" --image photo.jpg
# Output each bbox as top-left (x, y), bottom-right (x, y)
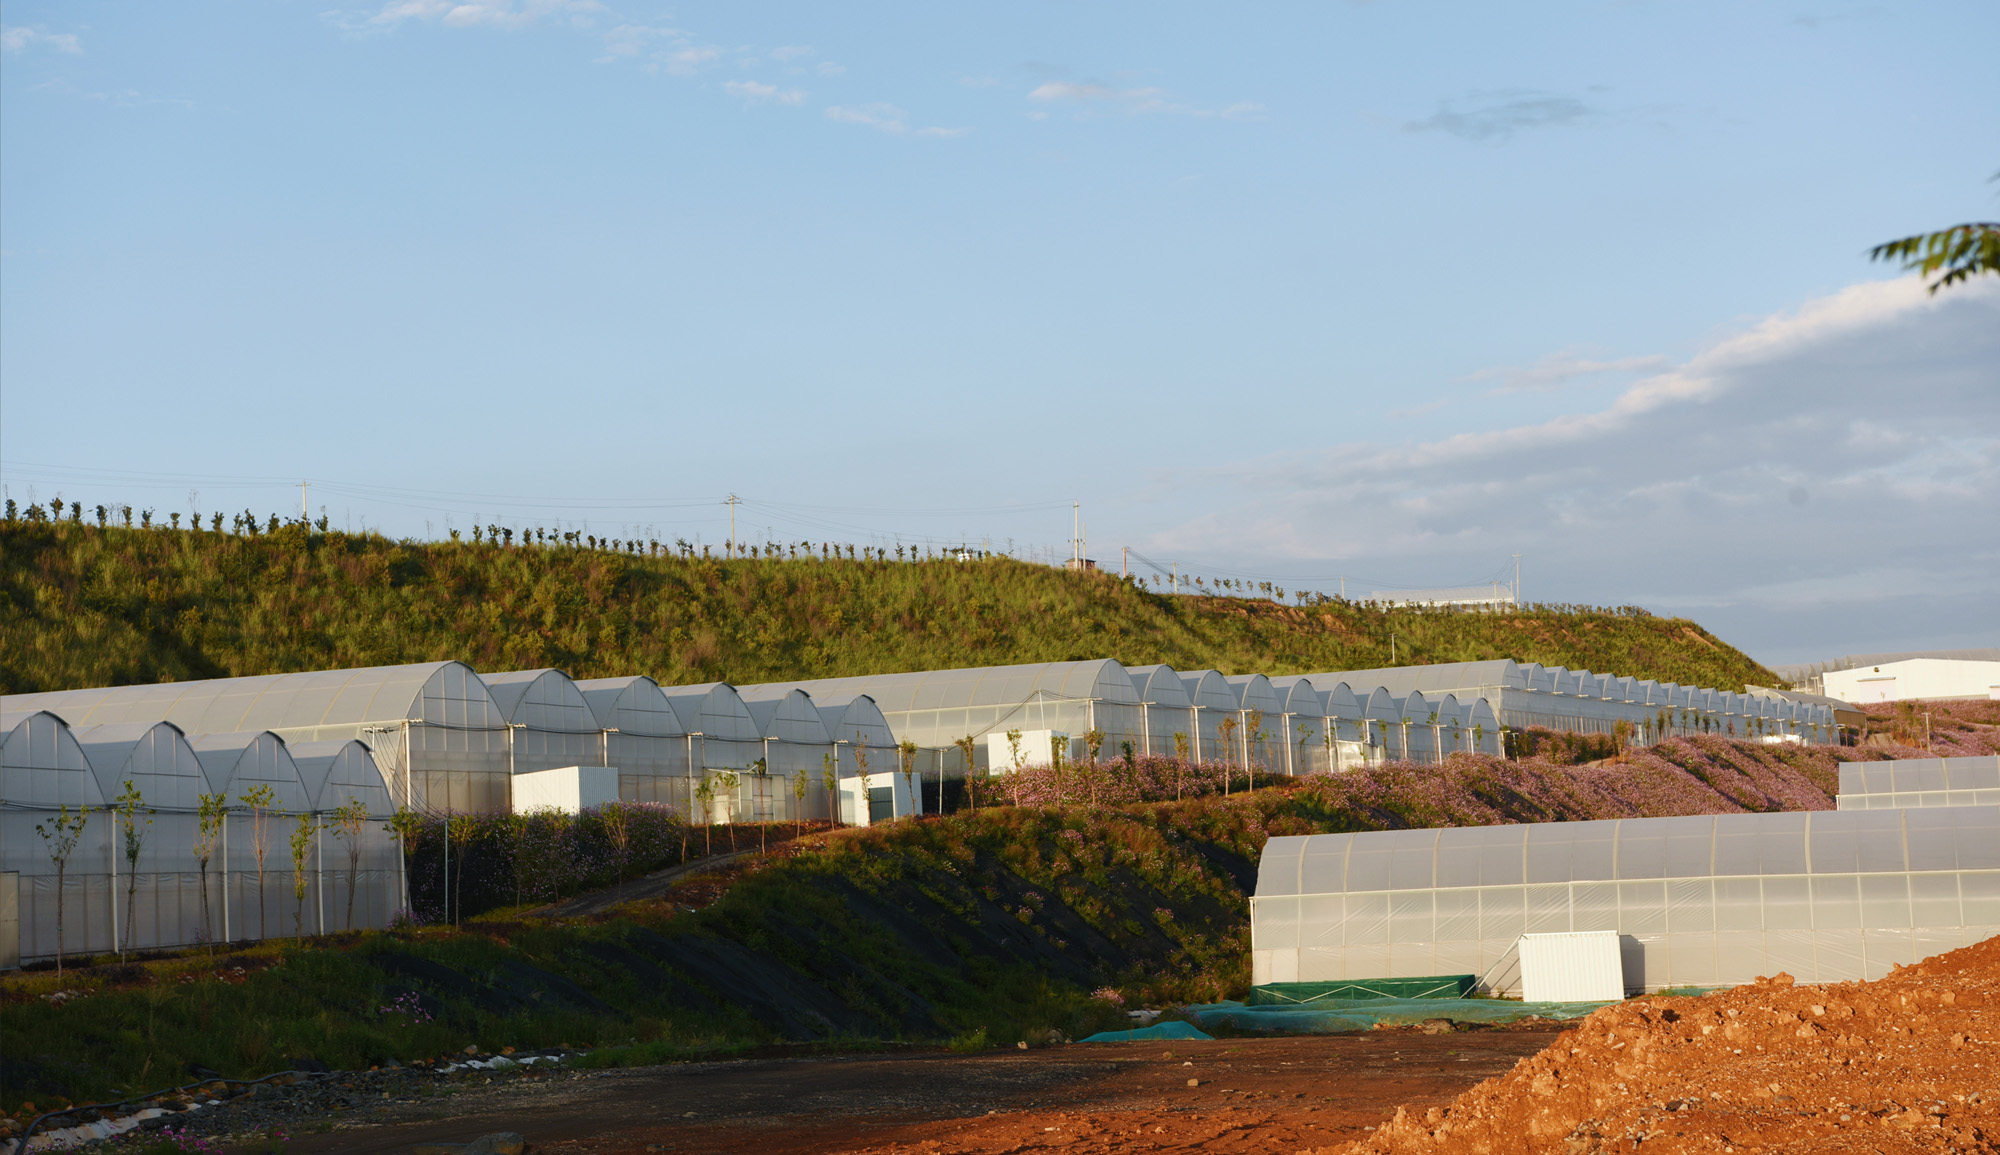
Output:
top-left (1821, 657), bottom-right (2000, 704)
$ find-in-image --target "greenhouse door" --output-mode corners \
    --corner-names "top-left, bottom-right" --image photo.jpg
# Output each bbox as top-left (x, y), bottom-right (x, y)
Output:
top-left (868, 786), bottom-right (895, 824)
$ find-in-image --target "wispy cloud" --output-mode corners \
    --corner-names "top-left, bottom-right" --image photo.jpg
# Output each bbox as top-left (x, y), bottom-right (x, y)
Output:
top-left (825, 103), bottom-right (968, 138)
top-left (1404, 89), bottom-right (1597, 141)
top-left (29, 78), bottom-right (193, 109)
top-left (724, 79), bottom-right (805, 106)
top-left (334, 0), bottom-right (606, 31)
top-left (770, 44), bottom-right (811, 62)
top-left (1028, 80), bottom-right (1262, 119)
top-left (1464, 350), bottom-right (1672, 394)
top-left (2, 25), bottom-right (82, 53)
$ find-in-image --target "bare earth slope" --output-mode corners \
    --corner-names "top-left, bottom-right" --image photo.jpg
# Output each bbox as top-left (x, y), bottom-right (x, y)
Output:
top-left (1340, 934), bottom-right (1999, 1155)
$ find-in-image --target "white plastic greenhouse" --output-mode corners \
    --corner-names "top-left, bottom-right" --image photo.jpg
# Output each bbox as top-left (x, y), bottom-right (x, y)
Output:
top-left (0, 710), bottom-right (402, 965)
top-left (483, 668), bottom-right (605, 776)
top-left (1250, 807), bottom-right (2000, 995)
top-left (735, 685), bottom-right (839, 821)
top-left (5, 662), bottom-right (514, 814)
top-left (574, 674), bottom-right (693, 807)
top-left (1837, 755), bottom-right (2000, 810)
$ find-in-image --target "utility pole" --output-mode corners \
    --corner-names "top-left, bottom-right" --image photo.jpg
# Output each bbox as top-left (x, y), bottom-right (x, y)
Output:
top-left (1513, 553), bottom-right (1521, 604)
top-left (300, 481), bottom-right (310, 522)
top-left (1071, 501), bottom-right (1081, 568)
top-left (724, 494), bottom-right (741, 555)
top-left (1122, 545), bottom-right (1128, 579)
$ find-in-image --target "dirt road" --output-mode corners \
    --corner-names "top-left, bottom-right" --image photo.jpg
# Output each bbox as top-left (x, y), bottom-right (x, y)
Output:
top-left (278, 1029), bottom-right (1561, 1155)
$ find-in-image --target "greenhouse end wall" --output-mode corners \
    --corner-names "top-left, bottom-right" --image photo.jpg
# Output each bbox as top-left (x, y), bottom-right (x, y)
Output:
top-left (1250, 808), bottom-right (2000, 995)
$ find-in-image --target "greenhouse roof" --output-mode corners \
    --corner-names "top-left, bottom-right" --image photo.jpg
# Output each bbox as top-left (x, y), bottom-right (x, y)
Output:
top-left (483, 669), bottom-right (601, 734)
top-left (0, 662), bottom-right (507, 736)
top-left (574, 675), bottom-right (687, 737)
top-left (1303, 660), bottom-right (1527, 699)
top-left (1256, 807), bottom-right (2000, 898)
top-left (771, 659), bottom-right (1141, 713)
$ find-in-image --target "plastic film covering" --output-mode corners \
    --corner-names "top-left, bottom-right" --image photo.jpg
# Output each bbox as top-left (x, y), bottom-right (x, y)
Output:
top-left (1127, 664), bottom-right (1196, 758)
top-left (1249, 807), bottom-right (2000, 994)
top-left (809, 694), bottom-right (900, 782)
top-left (3, 663), bottom-right (513, 816)
top-left (736, 685), bottom-right (838, 821)
top-left (483, 669), bottom-right (605, 775)
top-left (1837, 755), bottom-right (2000, 810)
top-left (1268, 676), bottom-right (1329, 776)
top-left (1224, 674), bottom-right (1288, 772)
top-left (575, 675), bottom-right (693, 809)
top-left (766, 660), bottom-right (1140, 757)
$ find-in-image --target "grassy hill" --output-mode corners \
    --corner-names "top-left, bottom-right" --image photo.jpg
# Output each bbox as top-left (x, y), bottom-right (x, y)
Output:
top-left (0, 518), bottom-right (1776, 694)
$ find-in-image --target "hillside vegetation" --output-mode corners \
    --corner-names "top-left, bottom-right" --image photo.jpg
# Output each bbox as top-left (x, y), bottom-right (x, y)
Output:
top-left (0, 518), bottom-right (1775, 694)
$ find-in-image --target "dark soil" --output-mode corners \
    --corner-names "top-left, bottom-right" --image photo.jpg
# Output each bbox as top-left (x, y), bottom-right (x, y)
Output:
top-left (249, 1030), bottom-right (1565, 1155)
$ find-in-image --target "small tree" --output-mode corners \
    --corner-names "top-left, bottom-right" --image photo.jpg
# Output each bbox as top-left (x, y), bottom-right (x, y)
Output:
top-left (447, 813), bottom-right (478, 925)
top-left (329, 797), bottom-right (369, 930)
top-left (1217, 716), bottom-right (1240, 795)
top-left (693, 775), bottom-right (717, 854)
top-left (792, 767), bottom-right (809, 838)
top-left (751, 758), bottom-right (769, 852)
top-left (897, 739), bottom-right (919, 820)
top-left (821, 753), bottom-right (840, 830)
top-left (600, 801), bottom-right (632, 898)
top-left (716, 770), bottom-right (742, 849)
top-left (1004, 728), bottom-right (1025, 773)
top-left (288, 811), bottom-right (319, 938)
top-left (952, 735), bottom-right (978, 811)
top-left (113, 781), bottom-right (153, 960)
top-left (237, 783), bottom-right (278, 940)
top-left (852, 735), bottom-right (872, 819)
top-left (193, 792), bottom-right (228, 954)
top-left (1172, 732), bottom-right (1189, 800)
top-left (35, 804), bottom-right (90, 977)
top-left (1245, 709), bottom-right (1266, 792)
top-left (384, 806), bottom-right (424, 919)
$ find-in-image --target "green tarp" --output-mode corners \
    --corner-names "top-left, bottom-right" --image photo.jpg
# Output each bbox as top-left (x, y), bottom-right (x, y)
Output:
top-left (1186, 995), bottom-right (1613, 1035)
top-left (1078, 1020), bottom-right (1215, 1043)
top-left (1245, 975), bottom-right (1475, 1004)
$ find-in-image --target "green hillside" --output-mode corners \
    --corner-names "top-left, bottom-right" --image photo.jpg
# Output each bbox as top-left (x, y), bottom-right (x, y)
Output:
top-left (0, 518), bottom-right (1775, 694)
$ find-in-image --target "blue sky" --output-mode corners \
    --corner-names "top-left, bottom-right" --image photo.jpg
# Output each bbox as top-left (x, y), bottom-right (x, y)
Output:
top-left (2, 1), bottom-right (1996, 666)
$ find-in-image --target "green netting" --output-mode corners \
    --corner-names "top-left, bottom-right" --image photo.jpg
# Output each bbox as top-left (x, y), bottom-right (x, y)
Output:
top-left (1077, 1020), bottom-right (1215, 1043)
top-left (1245, 975), bottom-right (1474, 1004)
top-left (1186, 996), bottom-right (1614, 1035)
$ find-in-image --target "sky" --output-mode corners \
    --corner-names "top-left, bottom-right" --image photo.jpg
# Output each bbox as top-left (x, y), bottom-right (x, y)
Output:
top-left (2, 0), bottom-right (1996, 667)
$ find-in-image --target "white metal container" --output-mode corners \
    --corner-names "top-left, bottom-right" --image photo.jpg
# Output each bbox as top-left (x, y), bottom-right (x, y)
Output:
top-left (1519, 930), bottom-right (1625, 1002)
top-left (839, 770), bottom-right (921, 826)
top-left (512, 765), bottom-right (621, 815)
top-left (984, 729), bottom-right (1071, 773)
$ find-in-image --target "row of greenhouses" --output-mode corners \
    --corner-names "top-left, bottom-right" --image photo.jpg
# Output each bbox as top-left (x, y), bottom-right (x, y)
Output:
top-left (1, 655), bottom-right (1841, 963)
top-left (0, 709), bottom-right (397, 965)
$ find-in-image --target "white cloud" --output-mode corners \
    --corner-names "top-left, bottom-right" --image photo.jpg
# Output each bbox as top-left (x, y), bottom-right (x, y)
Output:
top-left (2, 25), bottom-right (82, 53)
top-left (1405, 90), bottom-right (1598, 141)
top-left (1028, 80), bottom-right (1262, 119)
top-left (770, 44), bottom-right (811, 61)
top-left (824, 103), bottom-right (968, 138)
top-left (724, 79), bottom-right (804, 106)
top-left (1464, 350), bottom-right (1672, 394)
top-left (815, 61), bottom-right (845, 77)
top-left (345, 0), bottom-right (605, 30)
top-left (1135, 277), bottom-right (2000, 655)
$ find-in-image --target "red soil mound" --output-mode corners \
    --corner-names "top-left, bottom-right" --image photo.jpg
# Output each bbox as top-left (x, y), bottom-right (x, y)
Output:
top-left (1335, 934), bottom-right (1999, 1154)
